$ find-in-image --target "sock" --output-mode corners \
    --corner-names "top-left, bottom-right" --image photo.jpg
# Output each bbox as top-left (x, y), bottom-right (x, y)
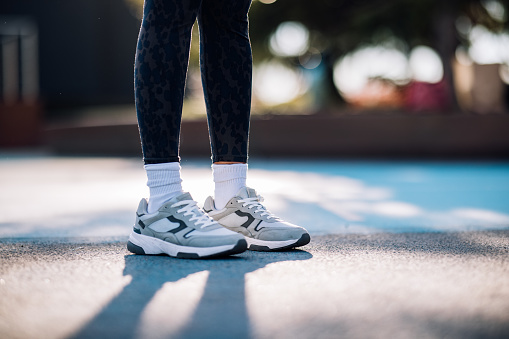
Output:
top-left (145, 162), bottom-right (183, 214)
top-left (212, 163), bottom-right (248, 209)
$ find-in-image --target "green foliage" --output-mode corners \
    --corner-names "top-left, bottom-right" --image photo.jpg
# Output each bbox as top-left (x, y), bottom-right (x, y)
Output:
top-left (249, 0), bottom-right (507, 59)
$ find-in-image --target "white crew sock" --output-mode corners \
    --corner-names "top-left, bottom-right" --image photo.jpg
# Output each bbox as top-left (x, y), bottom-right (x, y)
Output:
top-left (212, 163), bottom-right (248, 209)
top-left (145, 162), bottom-right (183, 214)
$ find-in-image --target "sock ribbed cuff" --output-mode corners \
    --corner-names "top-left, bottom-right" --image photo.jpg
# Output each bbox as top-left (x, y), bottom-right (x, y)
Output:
top-left (145, 162), bottom-right (182, 187)
top-left (145, 162), bottom-right (183, 213)
top-left (212, 163), bottom-right (248, 182)
top-left (212, 164), bottom-right (248, 209)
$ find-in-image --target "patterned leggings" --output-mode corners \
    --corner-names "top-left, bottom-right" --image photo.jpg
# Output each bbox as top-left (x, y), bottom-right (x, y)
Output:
top-left (135, 0), bottom-right (252, 164)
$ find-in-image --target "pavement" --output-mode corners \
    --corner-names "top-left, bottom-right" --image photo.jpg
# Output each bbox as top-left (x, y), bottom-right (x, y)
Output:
top-left (1, 154), bottom-right (509, 338)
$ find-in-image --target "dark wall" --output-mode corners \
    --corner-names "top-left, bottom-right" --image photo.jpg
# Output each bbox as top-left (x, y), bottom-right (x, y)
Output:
top-left (1, 0), bottom-right (141, 109)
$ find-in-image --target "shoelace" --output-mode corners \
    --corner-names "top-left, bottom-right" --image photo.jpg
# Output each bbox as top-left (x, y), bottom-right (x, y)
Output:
top-left (238, 195), bottom-right (277, 219)
top-left (171, 200), bottom-right (218, 229)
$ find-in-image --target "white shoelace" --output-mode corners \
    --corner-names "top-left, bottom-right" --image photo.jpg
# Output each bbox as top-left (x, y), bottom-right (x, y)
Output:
top-left (171, 200), bottom-right (218, 229)
top-left (238, 196), bottom-right (277, 219)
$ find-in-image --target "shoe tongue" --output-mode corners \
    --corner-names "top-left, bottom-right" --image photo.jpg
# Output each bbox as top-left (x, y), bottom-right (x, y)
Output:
top-left (237, 187), bottom-right (257, 199)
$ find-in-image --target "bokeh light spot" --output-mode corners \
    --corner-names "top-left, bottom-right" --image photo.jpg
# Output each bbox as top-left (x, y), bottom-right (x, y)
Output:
top-left (254, 61), bottom-right (308, 105)
top-left (481, 0), bottom-right (506, 22)
top-left (299, 48), bottom-right (322, 69)
top-left (269, 21), bottom-right (309, 57)
top-left (333, 45), bottom-right (409, 96)
top-left (409, 46), bottom-right (444, 83)
top-left (468, 25), bottom-right (509, 65)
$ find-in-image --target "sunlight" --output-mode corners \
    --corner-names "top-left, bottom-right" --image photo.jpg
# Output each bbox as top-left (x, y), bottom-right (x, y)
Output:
top-left (333, 45), bottom-right (410, 96)
top-left (409, 46), bottom-right (444, 83)
top-left (371, 202), bottom-right (423, 218)
top-left (451, 208), bottom-right (509, 224)
top-left (2, 158), bottom-right (508, 237)
top-left (481, 0), bottom-right (506, 22)
top-left (253, 61), bottom-right (308, 105)
top-left (468, 25), bottom-right (509, 65)
top-left (0, 158), bottom-right (146, 237)
top-left (269, 21), bottom-right (309, 57)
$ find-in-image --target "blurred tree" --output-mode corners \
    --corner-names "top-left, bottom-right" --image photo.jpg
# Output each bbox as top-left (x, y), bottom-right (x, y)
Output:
top-left (249, 0), bottom-right (508, 112)
top-left (123, 0), bottom-right (508, 112)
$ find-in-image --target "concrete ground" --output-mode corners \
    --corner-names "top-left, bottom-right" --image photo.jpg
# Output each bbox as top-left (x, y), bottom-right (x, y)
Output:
top-left (1, 155), bottom-right (509, 338)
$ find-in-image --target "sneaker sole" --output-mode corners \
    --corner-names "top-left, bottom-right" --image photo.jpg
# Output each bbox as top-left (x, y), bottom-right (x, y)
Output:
top-left (246, 233), bottom-right (311, 251)
top-left (127, 232), bottom-right (247, 259)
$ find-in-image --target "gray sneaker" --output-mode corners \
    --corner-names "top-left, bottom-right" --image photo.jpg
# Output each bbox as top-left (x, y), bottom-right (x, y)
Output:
top-left (204, 187), bottom-right (310, 251)
top-left (127, 192), bottom-right (247, 258)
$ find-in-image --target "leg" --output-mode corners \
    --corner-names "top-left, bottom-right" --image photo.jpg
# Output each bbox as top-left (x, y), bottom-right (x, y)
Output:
top-left (130, 0), bottom-right (248, 258)
top-left (197, 2), bottom-right (309, 249)
top-left (198, 0), bottom-right (253, 163)
top-left (135, 0), bottom-right (201, 213)
top-left (135, 0), bottom-right (201, 164)
top-left (197, 0), bottom-right (252, 209)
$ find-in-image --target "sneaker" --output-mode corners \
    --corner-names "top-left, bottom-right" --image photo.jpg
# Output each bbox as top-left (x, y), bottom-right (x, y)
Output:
top-left (204, 187), bottom-right (311, 251)
top-left (127, 192), bottom-right (247, 258)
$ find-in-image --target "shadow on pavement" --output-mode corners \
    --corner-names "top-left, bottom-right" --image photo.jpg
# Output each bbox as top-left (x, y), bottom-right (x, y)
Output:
top-left (71, 249), bottom-right (313, 339)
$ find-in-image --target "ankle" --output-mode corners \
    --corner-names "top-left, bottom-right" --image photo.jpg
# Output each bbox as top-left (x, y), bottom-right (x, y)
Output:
top-left (145, 162), bottom-right (183, 213)
top-left (212, 163), bottom-right (248, 209)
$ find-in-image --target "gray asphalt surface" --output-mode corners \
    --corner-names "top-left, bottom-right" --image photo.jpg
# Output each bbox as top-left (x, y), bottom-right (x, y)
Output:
top-left (1, 231), bottom-right (508, 339)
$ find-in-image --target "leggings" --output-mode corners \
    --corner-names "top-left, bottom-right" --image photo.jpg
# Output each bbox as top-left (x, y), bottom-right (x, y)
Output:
top-left (135, 0), bottom-right (252, 164)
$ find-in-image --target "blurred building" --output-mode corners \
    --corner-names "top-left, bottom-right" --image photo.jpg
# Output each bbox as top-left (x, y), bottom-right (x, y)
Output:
top-left (0, 0), bottom-right (140, 109)
top-left (0, 0), bottom-right (140, 146)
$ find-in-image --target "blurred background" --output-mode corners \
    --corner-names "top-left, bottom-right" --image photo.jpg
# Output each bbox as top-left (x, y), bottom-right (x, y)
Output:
top-left (1, 0), bottom-right (508, 158)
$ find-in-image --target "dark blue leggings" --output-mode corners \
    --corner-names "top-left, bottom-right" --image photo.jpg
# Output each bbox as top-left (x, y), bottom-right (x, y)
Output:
top-left (135, 0), bottom-right (252, 164)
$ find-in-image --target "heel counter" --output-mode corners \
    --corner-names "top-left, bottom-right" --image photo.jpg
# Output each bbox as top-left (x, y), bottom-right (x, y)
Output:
top-left (134, 198), bottom-right (148, 230)
top-left (137, 198), bottom-right (148, 214)
top-left (203, 196), bottom-right (215, 213)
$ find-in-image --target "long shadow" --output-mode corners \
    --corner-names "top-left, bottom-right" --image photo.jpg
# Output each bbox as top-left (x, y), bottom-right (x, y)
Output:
top-left (71, 249), bottom-right (312, 339)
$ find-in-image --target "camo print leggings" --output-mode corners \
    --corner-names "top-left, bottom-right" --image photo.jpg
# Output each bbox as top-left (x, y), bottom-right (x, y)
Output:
top-left (135, 0), bottom-right (252, 164)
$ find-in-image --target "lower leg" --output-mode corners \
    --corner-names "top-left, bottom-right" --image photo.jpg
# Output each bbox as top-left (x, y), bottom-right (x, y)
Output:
top-left (135, 0), bottom-right (201, 211)
top-left (135, 0), bottom-right (201, 164)
top-left (198, 0), bottom-right (253, 163)
top-left (199, 0), bottom-right (252, 206)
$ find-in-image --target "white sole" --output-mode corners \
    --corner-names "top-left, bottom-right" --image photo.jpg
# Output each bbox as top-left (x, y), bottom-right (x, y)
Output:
top-left (128, 232), bottom-right (245, 258)
top-left (245, 237), bottom-right (301, 251)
